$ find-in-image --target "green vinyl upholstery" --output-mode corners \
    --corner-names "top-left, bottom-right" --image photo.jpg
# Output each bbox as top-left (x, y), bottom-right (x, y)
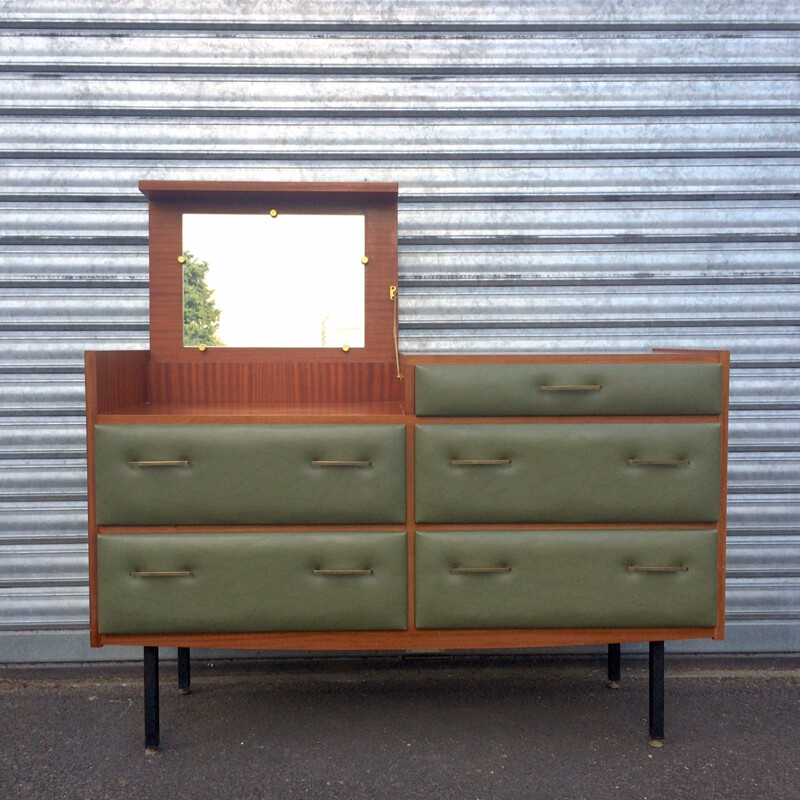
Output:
top-left (415, 528), bottom-right (718, 629)
top-left (95, 424), bottom-right (406, 525)
top-left (98, 531), bottom-right (407, 634)
top-left (415, 423), bottom-right (720, 524)
top-left (415, 363), bottom-right (722, 416)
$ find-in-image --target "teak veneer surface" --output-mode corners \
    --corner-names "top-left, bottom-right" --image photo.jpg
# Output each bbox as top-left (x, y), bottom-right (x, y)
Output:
top-left (143, 181), bottom-right (399, 365)
top-left (95, 401), bottom-right (408, 424)
top-left (86, 347), bottom-right (729, 648)
top-left (99, 627), bottom-right (718, 651)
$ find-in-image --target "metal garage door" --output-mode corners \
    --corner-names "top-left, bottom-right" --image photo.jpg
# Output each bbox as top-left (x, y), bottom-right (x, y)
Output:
top-left (1, 0), bottom-right (798, 660)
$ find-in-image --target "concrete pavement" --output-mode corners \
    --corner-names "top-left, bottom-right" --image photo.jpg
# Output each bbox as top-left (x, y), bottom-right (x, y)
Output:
top-left (1, 654), bottom-right (798, 800)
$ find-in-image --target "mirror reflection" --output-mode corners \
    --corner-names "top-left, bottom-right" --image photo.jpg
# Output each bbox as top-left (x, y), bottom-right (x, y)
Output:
top-left (182, 213), bottom-right (366, 348)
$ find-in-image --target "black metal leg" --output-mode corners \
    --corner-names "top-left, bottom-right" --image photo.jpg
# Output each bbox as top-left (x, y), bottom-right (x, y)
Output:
top-left (144, 646), bottom-right (160, 753)
top-left (177, 647), bottom-right (191, 694)
top-left (648, 641), bottom-right (665, 747)
top-left (607, 643), bottom-right (621, 687)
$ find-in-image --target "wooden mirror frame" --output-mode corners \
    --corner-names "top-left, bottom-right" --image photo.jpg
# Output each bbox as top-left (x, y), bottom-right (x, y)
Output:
top-left (140, 181), bottom-right (399, 365)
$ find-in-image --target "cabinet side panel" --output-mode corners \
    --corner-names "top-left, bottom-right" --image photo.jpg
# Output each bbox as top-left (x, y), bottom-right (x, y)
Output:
top-left (85, 350), bottom-right (149, 646)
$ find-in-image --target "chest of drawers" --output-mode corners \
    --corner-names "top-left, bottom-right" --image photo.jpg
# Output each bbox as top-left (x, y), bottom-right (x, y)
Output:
top-left (86, 348), bottom-right (728, 751)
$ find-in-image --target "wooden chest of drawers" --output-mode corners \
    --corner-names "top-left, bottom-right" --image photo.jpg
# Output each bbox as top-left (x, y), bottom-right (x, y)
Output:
top-left (86, 348), bottom-right (728, 749)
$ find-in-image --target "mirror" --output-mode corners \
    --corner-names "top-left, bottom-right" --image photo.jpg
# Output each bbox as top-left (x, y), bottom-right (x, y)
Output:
top-left (182, 213), bottom-right (366, 349)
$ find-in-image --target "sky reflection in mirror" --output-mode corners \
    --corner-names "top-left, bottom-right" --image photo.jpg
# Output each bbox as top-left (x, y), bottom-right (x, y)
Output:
top-left (182, 213), bottom-right (366, 348)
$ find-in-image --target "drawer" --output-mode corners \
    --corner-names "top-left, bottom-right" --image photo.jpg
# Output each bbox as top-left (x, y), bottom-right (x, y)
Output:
top-left (415, 529), bottom-right (718, 629)
top-left (94, 424), bottom-right (406, 525)
top-left (415, 423), bottom-right (720, 524)
top-left (414, 363), bottom-right (722, 416)
top-left (97, 531), bottom-right (407, 634)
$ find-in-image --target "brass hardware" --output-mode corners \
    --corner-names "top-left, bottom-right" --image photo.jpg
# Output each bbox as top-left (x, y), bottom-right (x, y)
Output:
top-left (627, 458), bottom-right (691, 467)
top-left (198, 343), bottom-right (207, 352)
top-left (452, 566), bottom-right (512, 575)
top-left (311, 459), bottom-right (373, 468)
top-left (130, 570), bottom-right (193, 578)
top-left (128, 460), bottom-right (191, 468)
top-left (540, 384), bottom-right (602, 392)
top-left (627, 564), bottom-right (689, 573)
top-left (177, 255), bottom-right (187, 264)
top-left (313, 568), bottom-right (373, 577)
top-left (361, 256), bottom-right (369, 265)
top-left (450, 458), bottom-right (512, 467)
top-left (269, 209), bottom-right (278, 217)
top-left (342, 344), bottom-right (350, 353)
top-left (391, 285), bottom-right (402, 379)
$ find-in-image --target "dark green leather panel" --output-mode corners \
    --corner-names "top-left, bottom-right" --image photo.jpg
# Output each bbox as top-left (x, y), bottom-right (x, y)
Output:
top-left (415, 529), bottom-right (718, 628)
top-left (95, 424), bottom-right (406, 525)
top-left (97, 531), bottom-right (407, 634)
top-left (415, 423), bottom-right (720, 523)
top-left (415, 363), bottom-right (722, 416)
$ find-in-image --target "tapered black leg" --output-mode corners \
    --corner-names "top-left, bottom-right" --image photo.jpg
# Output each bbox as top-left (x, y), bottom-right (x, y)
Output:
top-left (144, 646), bottom-right (160, 753)
top-left (177, 647), bottom-right (191, 694)
top-left (607, 643), bottom-right (621, 688)
top-left (648, 641), bottom-right (665, 747)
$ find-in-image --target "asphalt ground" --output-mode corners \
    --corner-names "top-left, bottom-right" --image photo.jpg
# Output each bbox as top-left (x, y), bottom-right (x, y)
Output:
top-left (1, 654), bottom-right (799, 800)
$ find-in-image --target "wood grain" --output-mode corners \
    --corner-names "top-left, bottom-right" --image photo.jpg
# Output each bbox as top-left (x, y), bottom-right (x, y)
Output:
top-left (148, 361), bottom-right (405, 405)
top-left (99, 626), bottom-right (719, 651)
top-left (85, 350), bottom-right (149, 646)
top-left (143, 181), bottom-right (398, 364)
top-left (86, 346), bottom-right (729, 649)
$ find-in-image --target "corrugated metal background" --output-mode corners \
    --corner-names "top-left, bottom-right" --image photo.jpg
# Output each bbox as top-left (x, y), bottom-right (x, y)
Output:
top-left (1, 0), bottom-right (799, 661)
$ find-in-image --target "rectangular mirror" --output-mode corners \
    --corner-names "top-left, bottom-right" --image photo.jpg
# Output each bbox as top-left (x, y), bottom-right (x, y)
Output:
top-left (141, 181), bottom-right (398, 365)
top-left (182, 213), bottom-right (366, 349)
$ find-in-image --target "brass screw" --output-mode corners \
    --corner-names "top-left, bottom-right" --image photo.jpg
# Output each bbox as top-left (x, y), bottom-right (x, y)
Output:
top-left (342, 344), bottom-right (350, 353)
top-left (361, 256), bottom-right (369, 265)
top-left (269, 209), bottom-right (278, 218)
top-left (177, 255), bottom-right (187, 264)
top-left (198, 343), bottom-right (207, 352)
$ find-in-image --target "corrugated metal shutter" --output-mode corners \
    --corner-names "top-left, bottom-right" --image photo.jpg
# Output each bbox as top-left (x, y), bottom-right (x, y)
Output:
top-left (1, 0), bottom-right (799, 660)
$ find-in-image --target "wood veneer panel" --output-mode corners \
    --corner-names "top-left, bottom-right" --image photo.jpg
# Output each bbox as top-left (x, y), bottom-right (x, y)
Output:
top-left (85, 350), bottom-right (150, 646)
top-left (97, 406), bottom-right (407, 426)
top-left (148, 361), bottom-right (404, 405)
top-left (86, 350), bottom-right (149, 414)
top-left (144, 181), bottom-right (398, 365)
top-left (140, 181), bottom-right (398, 200)
top-left (716, 350), bottom-right (731, 639)
top-left (88, 349), bottom-right (729, 652)
top-left (100, 627), bottom-right (717, 650)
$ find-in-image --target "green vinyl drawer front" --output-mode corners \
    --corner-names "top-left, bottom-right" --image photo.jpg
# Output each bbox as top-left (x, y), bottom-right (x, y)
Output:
top-left (97, 531), bottom-right (407, 634)
top-left (414, 363), bottom-right (722, 416)
top-left (415, 529), bottom-right (718, 629)
top-left (415, 423), bottom-right (720, 524)
top-left (94, 424), bottom-right (406, 525)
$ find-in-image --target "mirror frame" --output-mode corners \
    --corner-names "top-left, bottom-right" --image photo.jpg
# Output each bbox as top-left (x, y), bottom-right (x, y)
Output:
top-left (140, 181), bottom-right (399, 364)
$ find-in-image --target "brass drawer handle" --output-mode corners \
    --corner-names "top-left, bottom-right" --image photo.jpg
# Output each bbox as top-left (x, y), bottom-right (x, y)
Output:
top-left (310, 460), bottom-right (373, 468)
top-left (627, 564), bottom-right (688, 573)
top-left (627, 459), bottom-right (691, 467)
top-left (130, 570), bottom-right (193, 578)
top-left (540, 384), bottom-right (602, 392)
top-left (313, 568), bottom-right (374, 577)
top-left (129, 460), bottom-right (191, 468)
top-left (452, 566), bottom-right (512, 575)
top-left (450, 459), bottom-right (512, 467)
